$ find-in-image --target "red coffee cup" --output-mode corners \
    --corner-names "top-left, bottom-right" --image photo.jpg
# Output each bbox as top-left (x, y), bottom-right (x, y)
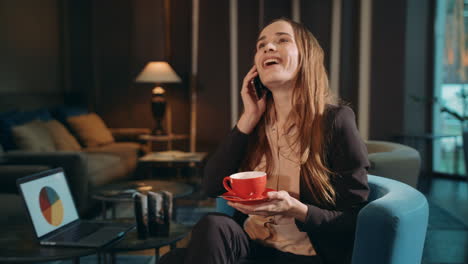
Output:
top-left (222, 171), bottom-right (267, 199)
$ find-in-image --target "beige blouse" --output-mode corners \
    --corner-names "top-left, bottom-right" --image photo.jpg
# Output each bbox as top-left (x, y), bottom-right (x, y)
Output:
top-left (243, 119), bottom-right (316, 256)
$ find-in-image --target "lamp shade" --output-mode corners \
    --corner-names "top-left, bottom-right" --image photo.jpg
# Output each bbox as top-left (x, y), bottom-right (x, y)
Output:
top-left (135, 61), bottom-right (182, 83)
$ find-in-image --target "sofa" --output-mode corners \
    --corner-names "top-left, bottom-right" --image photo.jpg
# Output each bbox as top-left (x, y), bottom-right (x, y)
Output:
top-left (366, 140), bottom-right (421, 188)
top-left (0, 107), bottom-right (150, 224)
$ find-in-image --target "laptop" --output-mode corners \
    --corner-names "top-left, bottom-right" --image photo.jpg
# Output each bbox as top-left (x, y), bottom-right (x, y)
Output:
top-left (17, 167), bottom-right (135, 247)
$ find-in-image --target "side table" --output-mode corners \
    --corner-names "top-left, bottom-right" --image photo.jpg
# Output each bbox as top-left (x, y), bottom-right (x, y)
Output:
top-left (138, 151), bottom-right (208, 179)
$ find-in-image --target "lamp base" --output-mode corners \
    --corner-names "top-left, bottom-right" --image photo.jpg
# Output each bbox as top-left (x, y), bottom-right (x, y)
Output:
top-left (151, 95), bottom-right (167, 136)
top-left (152, 128), bottom-right (166, 136)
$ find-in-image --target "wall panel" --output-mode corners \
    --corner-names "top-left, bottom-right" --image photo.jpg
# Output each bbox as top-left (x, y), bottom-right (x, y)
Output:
top-left (196, 0), bottom-right (231, 151)
top-left (369, 0), bottom-right (406, 140)
top-left (0, 0), bottom-right (63, 111)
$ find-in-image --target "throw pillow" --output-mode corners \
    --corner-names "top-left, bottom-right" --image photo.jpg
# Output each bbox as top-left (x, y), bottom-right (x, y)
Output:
top-left (11, 120), bottom-right (56, 152)
top-left (44, 120), bottom-right (82, 151)
top-left (67, 113), bottom-right (114, 147)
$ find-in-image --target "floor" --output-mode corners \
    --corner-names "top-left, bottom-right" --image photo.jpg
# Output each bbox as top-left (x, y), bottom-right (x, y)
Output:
top-left (419, 175), bottom-right (468, 264)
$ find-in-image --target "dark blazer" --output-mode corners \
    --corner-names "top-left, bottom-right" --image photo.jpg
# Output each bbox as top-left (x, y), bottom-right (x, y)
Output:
top-left (203, 105), bottom-right (370, 264)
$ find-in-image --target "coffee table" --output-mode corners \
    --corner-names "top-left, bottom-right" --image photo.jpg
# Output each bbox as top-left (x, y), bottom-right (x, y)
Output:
top-left (0, 224), bottom-right (100, 263)
top-left (92, 179), bottom-right (194, 219)
top-left (107, 219), bottom-right (192, 263)
top-left (0, 221), bottom-right (191, 264)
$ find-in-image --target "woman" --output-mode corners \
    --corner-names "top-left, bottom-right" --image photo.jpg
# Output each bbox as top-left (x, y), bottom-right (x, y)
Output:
top-left (161, 18), bottom-right (369, 264)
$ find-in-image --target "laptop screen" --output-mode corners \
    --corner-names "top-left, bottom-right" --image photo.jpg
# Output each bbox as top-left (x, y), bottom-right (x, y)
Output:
top-left (19, 169), bottom-right (79, 238)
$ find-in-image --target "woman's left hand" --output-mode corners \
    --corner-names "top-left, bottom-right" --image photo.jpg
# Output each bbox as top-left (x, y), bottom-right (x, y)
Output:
top-left (227, 191), bottom-right (308, 222)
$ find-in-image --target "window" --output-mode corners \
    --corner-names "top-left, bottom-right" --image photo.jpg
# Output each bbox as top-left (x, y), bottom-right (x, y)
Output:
top-left (433, 0), bottom-right (468, 177)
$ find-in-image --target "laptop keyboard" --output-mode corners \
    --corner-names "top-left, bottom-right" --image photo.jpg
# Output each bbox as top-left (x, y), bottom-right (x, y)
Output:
top-left (52, 222), bottom-right (102, 242)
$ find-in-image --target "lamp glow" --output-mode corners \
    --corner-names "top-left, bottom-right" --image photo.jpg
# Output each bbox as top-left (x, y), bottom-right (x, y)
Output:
top-left (136, 61), bottom-right (181, 135)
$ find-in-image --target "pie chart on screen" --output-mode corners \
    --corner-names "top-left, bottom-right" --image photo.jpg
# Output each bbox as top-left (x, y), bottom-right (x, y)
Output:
top-left (39, 187), bottom-right (64, 226)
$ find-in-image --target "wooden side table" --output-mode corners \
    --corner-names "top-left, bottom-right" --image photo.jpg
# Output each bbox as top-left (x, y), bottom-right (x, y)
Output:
top-left (138, 151), bottom-right (208, 179)
top-left (139, 134), bottom-right (189, 151)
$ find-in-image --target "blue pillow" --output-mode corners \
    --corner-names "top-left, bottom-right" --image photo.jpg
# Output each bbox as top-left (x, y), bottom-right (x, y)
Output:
top-left (50, 106), bottom-right (88, 125)
top-left (31, 108), bottom-right (53, 121)
top-left (0, 110), bottom-right (17, 150)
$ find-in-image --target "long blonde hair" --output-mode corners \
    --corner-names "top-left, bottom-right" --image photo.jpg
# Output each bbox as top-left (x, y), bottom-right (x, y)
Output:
top-left (242, 18), bottom-right (338, 207)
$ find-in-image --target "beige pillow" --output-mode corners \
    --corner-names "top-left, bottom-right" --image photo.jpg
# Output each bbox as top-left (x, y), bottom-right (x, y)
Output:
top-left (12, 120), bottom-right (56, 152)
top-left (67, 113), bottom-right (114, 147)
top-left (44, 120), bottom-right (82, 151)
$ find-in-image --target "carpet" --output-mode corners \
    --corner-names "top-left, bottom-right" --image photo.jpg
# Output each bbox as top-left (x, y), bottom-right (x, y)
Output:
top-left (427, 200), bottom-right (468, 230)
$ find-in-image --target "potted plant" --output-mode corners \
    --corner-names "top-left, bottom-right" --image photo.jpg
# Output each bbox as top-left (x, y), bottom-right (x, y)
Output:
top-left (411, 86), bottom-right (468, 175)
top-left (440, 87), bottom-right (468, 175)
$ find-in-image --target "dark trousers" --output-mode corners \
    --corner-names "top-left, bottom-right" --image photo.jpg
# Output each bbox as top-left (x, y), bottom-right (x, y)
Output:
top-left (159, 213), bottom-right (323, 264)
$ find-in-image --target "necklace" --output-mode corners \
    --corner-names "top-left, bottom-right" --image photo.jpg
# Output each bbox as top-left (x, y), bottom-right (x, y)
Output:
top-left (275, 122), bottom-right (281, 192)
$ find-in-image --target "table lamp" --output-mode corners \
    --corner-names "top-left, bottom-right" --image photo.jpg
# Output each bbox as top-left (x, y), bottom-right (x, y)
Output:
top-left (136, 61), bottom-right (181, 135)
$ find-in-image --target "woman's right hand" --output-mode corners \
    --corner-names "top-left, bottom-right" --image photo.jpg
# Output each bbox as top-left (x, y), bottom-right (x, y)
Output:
top-left (237, 65), bottom-right (267, 134)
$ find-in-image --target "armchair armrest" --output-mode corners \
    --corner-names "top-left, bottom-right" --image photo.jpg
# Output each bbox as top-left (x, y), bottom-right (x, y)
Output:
top-left (109, 128), bottom-right (151, 142)
top-left (0, 165), bottom-right (51, 193)
top-left (3, 151), bottom-right (90, 213)
top-left (352, 175), bottom-right (428, 264)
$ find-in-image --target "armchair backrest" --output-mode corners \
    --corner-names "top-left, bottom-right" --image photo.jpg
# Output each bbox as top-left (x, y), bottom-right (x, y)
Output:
top-left (216, 174), bottom-right (429, 264)
top-left (366, 140), bottom-right (421, 188)
top-left (352, 175), bottom-right (428, 264)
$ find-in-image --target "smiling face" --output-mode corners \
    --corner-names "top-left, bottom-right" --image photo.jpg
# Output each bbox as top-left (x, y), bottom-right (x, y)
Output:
top-left (254, 21), bottom-right (299, 88)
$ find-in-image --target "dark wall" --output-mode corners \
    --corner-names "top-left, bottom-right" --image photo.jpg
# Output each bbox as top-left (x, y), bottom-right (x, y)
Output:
top-left (0, 0), bottom-right (64, 111)
top-left (197, 0), bottom-right (231, 151)
top-left (91, 0), bottom-right (191, 151)
top-left (368, 0), bottom-right (433, 141)
top-left (369, 0), bottom-right (407, 140)
top-left (93, 0), bottom-right (134, 126)
top-left (238, 0), bottom-right (260, 115)
top-left (167, 0), bottom-right (191, 149)
top-left (301, 0), bottom-right (332, 73)
top-left (338, 0), bottom-right (360, 110)
top-left (263, 0), bottom-right (291, 23)
top-left (65, 0), bottom-right (94, 107)
top-left (0, 0), bottom-right (435, 154)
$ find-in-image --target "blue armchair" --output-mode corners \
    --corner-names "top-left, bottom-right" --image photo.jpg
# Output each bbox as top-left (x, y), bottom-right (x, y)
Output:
top-left (216, 174), bottom-right (429, 264)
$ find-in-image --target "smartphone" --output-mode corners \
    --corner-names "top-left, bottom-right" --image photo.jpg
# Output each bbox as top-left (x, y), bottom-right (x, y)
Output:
top-left (253, 76), bottom-right (267, 99)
